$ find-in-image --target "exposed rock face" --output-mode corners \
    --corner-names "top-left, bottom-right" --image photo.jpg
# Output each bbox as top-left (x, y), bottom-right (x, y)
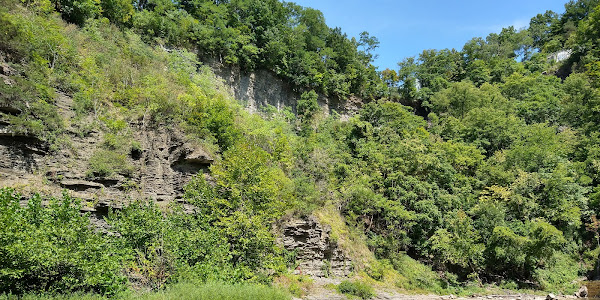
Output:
top-left (0, 96), bottom-right (212, 216)
top-left (0, 55), bottom-right (16, 86)
top-left (280, 216), bottom-right (352, 278)
top-left (208, 60), bottom-right (360, 120)
top-left (585, 280), bottom-right (600, 298)
top-left (135, 126), bottom-right (212, 203)
top-left (575, 285), bottom-right (588, 298)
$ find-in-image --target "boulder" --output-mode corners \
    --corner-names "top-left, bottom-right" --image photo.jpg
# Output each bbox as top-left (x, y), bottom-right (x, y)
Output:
top-left (0, 62), bottom-right (15, 76)
top-left (575, 285), bottom-right (588, 298)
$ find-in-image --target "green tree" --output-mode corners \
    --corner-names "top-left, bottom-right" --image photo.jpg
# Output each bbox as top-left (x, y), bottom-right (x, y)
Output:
top-left (430, 210), bottom-right (485, 276)
top-left (100, 0), bottom-right (134, 25)
top-left (529, 10), bottom-right (559, 49)
top-left (51, 0), bottom-right (101, 25)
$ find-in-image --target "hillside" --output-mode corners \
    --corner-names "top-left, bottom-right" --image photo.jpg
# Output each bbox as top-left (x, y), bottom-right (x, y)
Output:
top-left (1, 0), bottom-right (600, 299)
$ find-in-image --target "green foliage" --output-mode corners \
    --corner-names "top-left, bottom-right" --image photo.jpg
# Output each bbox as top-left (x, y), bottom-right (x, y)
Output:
top-left (0, 282), bottom-right (291, 300)
top-left (274, 274), bottom-right (313, 298)
top-left (87, 149), bottom-right (134, 178)
top-left (178, 141), bottom-right (293, 281)
top-left (186, 89), bottom-right (241, 151)
top-left (333, 10), bottom-right (599, 285)
top-left (297, 90), bottom-right (319, 118)
top-left (138, 282), bottom-right (291, 300)
top-left (533, 252), bottom-right (579, 293)
top-left (0, 6), bottom-right (77, 144)
top-left (88, 0), bottom-right (384, 98)
top-left (337, 280), bottom-right (375, 299)
top-left (0, 188), bottom-right (125, 295)
top-left (4, 0), bottom-right (600, 296)
top-left (389, 254), bottom-right (444, 293)
top-left (0, 293), bottom-right (105, 300)
top-left (100, 0), bottom-right (133, 26)
top-left (51, 0), bottom-right (101, 25)
top-left (430, 211), bottom-right (485, 275)
top-left (429, 81), bottom-right (498, 118)
top-left (500, 74), bottom-right (563, 124)
top-left (189, 141), bottom-right (292, 218)
top-left (561, 72), bottom-right (600, 132)
top-left (106, 189), bottom-right (289, 287)
top-left (297, 90), bottom-right (319, 135)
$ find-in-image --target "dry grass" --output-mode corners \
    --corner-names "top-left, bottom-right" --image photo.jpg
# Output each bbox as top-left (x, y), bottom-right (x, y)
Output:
top-left (274, 274), bottom-right (314, 298)
top-left (313, 204), bottom-right (374, 269)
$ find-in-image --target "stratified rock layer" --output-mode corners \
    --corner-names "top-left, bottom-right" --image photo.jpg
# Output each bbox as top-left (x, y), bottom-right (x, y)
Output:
top-left (280, 216), bottom-right (352, 278)
top-left (0, 114), bottom-right (211, 215)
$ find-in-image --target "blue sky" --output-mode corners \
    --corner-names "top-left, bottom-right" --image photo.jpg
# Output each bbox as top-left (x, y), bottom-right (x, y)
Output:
top-left (291, 0), bottom-right (569, 71)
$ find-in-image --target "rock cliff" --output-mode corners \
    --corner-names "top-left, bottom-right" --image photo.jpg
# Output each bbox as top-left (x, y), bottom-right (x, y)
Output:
top-left (1, 51), bottom-right (356, 278)
top-left (209, 60), bottom-right (361, 120)
top-left (0, 94), bottom-right (212, 217)
top-left (279, 216), bottom-right (352, 278)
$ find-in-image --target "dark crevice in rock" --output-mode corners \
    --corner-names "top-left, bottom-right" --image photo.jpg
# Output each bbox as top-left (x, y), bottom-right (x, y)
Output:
top-left (0, 106), bottom-right (21, 115)
top-left (130, 148), bottom-right (142, 160)
top-left (172, 161), bottom-right (209, 175)
top-left (60, 179), bottom-right (104, 191)
top-left (92, 178), bottom-right (120, 187)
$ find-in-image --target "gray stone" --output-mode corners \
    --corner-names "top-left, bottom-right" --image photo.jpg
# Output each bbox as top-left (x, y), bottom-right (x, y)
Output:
top-left (279, 216), bottom-right (352, 278)
top-left (0, 92), bottom-right (212, 214)
top-left (0, 61), bottom-right (15, 76)
top-left (60, 179), bottom-right (104, 191)
top-left (575, 285), bottom-right (587, 298)
top-left (208, 58), bottom-right (360, 120)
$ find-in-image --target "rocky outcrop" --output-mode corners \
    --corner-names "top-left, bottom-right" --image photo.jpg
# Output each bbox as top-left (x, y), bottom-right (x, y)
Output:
top-left (0, 56), bottom-right (16, 86)
top-left (135, 125), bottom-right (213, 202)
top-left (0, 95), bottom-right (212, 217)
top-left (279, 216), bottom-right (352, 278)
top-left (574, 285), bottom-right (588, 298)
top-left (208, 60), bottom-right (360, 120)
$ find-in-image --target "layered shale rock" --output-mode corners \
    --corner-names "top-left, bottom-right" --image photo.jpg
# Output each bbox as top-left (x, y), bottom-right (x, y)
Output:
top-left (0, 94), bottom-right (212, 217)
top-left (209, 59), bottom-right (360, 120)
top-left (279, 216), bottom-right (352, 278)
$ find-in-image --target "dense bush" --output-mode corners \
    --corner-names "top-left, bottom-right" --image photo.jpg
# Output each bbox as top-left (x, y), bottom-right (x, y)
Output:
top-left (0, 188), bottom-right (125, 295)
top-left (2, 0), bottom-right (600, 297)
top-left (337, 280), bottom-right (375, 299)
top-left (87, 149), bottom-right (134, 178)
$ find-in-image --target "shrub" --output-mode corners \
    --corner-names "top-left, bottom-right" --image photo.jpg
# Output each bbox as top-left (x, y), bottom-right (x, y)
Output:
top-left (87, 149), bottom-right (134, 177)
top-left (337, 280), bottom-right (375, 300)
top-left (51, 0), bottom-right (101, 25)
top-left (0, 188), bottom-right (126, 295)
top-left (533, 252), bottom-right (579, 293)
top-left (274, 274), bottom-right (313, 298)
top-left (390, 253), bottom-right (444, 293)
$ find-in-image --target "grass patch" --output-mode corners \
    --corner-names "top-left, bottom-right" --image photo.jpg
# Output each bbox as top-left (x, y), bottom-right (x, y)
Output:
top-left (274, 274), bottom-right (313, 298)
top-left (314, 204), bottom-right (374, 268)
top-left (1, 282), bottom-right (291, 300)
top-left (389, 253), bottom-right (445, 294)
top-left (337, 280), bottom-right (375, 299)
top-left (137, 282), bottom-right (291, 300)
top-left (87, 149), bottom-right (134, 178)
top-left (0, 294), bottom-right (104, 300)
